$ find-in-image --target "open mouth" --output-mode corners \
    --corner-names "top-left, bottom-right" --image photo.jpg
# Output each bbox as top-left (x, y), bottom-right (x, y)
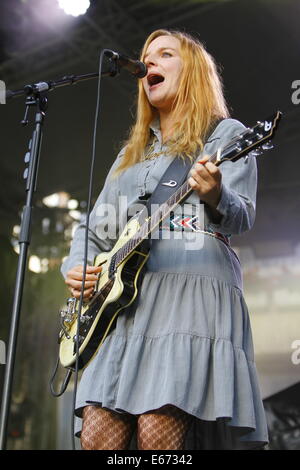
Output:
top-left (147, 73), bottom-right (165, 89)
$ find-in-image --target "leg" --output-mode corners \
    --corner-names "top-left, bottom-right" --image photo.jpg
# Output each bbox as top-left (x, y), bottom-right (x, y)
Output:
top-left (80, 405), bottom-right (136, 450)
top-left (137, 404), bottom-right (193, 450)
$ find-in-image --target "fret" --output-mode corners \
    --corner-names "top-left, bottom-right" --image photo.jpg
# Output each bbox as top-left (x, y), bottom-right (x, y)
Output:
top-left (138, 224), bottom-right (147, 242)
top-left (123, 241), bottom-right (131, 259)
top-left (133, 234), bottom-right (142, 248)
top-left (117, 245), bottom-right (125, 266)
top-left (176, 185), bottom-right (184, 203)
top-left (168, 191), bottom-right (177, 207)
top-left (129, 237), bottom-right (136, 253)
top-left (179, 181), bottom-right (189, 201)
top-left (128, 238), bottom-right (134, 252)
top-left (115, 251), bottom-right (121, 266)
top-left (118, 246), bottom-right (125, 264)
top-left (126, 239), bottom-right (133, 255)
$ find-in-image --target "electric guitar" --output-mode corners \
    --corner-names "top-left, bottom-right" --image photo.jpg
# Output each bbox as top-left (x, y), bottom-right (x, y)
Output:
top-left (58, 111), bottom-right (282, 370)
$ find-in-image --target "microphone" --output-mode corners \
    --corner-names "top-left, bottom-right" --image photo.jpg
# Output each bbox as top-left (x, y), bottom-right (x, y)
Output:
top-left (104, 49), bottom-right (147, 78)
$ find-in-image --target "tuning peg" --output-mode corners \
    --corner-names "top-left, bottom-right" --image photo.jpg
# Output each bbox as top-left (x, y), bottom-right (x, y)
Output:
top-left (262, 141), bottom-right (274, 150)
top-left (249, 148), bottom-right (263, 157)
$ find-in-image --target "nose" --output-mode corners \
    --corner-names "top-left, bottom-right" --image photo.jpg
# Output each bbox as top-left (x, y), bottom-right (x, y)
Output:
top-left (144, 53), bottom-right (157, 68)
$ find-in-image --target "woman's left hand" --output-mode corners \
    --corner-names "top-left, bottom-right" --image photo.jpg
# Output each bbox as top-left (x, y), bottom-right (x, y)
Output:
top-left (188, 155), bottom-right (222, 209)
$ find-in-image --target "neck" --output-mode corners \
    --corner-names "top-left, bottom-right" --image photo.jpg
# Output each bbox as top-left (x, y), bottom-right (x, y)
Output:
top-left (159, 110), bottom-right (178, 143)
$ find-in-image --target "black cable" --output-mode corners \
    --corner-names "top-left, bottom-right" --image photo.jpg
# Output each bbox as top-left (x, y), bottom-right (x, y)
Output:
top-left (71, 49), bottom-right (112, 450)
top-left (49, 357), bottom-right (72, 397)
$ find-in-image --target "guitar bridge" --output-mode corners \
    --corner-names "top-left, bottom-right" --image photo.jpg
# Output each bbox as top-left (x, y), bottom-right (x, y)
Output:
top-left (59, 297), bottom-right (77, 339)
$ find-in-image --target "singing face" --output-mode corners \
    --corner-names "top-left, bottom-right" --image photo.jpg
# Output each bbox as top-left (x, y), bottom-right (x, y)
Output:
top-left (142, 35), bottom-right (183, 114)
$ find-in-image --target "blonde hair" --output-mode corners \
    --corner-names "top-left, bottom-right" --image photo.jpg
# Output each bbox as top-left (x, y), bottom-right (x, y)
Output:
top-left (115, 29), bottom-right (229, 175)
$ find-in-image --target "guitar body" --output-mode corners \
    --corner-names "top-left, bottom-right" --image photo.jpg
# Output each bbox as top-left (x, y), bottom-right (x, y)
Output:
top-left (59, 218), bottom-right (149, 370)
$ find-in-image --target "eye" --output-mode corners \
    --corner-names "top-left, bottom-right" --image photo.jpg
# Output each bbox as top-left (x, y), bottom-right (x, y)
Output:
top-left (162, 51), bottom-right (172, 57)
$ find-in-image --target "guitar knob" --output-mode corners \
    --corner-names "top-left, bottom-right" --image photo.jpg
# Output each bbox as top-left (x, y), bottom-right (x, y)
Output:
top-left (60, 309), bottom-right (67, 319)
top-left (250, 148), bottom-right (263, 157)
top-left (73, 334), bottom-right (85, 344)
top-left (262, 141), bottom-right (274, 150)
top-left (80, 315), bottom-right (92, 324)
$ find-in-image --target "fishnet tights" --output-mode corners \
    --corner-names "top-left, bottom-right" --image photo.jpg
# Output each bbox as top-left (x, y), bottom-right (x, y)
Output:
top-left (80, 405), bottom-right (192, 450)
top-left (81, 406), bottom-right (135, 450)
top-left (137, 405), bottom-right (192, 450)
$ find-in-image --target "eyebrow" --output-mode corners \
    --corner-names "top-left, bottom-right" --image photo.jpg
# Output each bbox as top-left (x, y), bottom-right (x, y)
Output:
top-left (144, 47), bottom-right (177, 60)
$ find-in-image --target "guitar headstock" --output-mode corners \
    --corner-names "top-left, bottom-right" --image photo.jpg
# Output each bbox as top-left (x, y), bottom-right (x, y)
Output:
top-left (218, 111), bottom-right (282, 164)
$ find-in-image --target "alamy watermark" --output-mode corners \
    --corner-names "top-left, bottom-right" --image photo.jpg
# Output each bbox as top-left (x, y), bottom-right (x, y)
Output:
top-left (291, 80), bottom-right (300, 105)
top-left (291, 339), bottom-right (300, 365)
top-left (0, 340), bottom-right (6, 364)
top-left (0, 80), bottom-right (6, 104)
top-left (95, 197), bottom-right (206, 251)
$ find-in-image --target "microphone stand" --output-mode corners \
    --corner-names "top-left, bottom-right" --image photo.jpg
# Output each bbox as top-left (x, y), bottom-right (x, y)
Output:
top-left (0, 60), bottom-right (119, 450)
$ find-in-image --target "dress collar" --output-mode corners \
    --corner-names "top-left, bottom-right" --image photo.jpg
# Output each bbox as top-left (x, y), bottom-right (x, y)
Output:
top-left (149, 117), bottom-right (162, 145)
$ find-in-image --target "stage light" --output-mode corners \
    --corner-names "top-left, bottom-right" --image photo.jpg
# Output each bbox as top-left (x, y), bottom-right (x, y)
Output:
top-left (29, 255), bottom-right (42, 273)
top-left (12, 225), bottom-right (20, 237)
top-left (67, 199), bottom-right (79, 210)
top-left (42, 192), bottom-right (70, 208)
top-left (57, 0), bottom-right (90, 17)
top-left (69, 210), bottom-right (82, 221)
top-left (43, 193), bottom-right (60, 208)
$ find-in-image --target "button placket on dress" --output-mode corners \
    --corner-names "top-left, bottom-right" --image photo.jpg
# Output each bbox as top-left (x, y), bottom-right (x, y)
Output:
top-left (137, 131), bottom-right (163, 197)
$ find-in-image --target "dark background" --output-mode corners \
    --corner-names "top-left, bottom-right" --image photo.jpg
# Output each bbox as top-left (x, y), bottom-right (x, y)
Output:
top-left (0, 0), bottom-right (299, 449)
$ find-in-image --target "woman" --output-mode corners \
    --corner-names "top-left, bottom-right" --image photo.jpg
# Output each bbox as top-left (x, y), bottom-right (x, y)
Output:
top-left (61, 29), bottom-right (268, 450)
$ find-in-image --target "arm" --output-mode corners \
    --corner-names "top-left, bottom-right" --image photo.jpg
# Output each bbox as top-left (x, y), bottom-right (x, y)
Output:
top-left (61, 152), bottom-right (122, 280)
top-left (189, 119), bottom-right (257, 236)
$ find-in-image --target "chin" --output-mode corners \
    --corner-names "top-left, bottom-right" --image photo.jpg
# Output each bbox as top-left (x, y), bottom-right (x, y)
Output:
top-left (149, 96), bottom-right (170, 110)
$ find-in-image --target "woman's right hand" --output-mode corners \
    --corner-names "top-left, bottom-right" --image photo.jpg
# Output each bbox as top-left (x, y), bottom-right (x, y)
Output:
top-left (65, 265), bottom-right (102, 300)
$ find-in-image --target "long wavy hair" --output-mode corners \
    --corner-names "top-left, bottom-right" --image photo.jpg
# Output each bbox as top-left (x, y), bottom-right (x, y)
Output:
top-left (114, 29), bottom-right (229, 175)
